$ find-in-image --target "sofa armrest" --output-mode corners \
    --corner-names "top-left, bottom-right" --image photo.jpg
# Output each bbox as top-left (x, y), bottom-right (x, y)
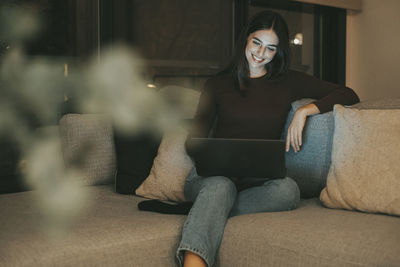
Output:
top-left (283, 99), bottom-right (334, 198)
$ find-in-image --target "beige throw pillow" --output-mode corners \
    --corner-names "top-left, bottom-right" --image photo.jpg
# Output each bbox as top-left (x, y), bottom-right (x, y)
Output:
top-left (135, 128), bottom-right (193, 202)
top-left (320, 105), bottom-right (400, 216)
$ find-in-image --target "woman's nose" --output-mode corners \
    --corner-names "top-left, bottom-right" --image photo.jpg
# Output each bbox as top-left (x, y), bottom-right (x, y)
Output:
top-left (256, 45), bottom-right (266, 57)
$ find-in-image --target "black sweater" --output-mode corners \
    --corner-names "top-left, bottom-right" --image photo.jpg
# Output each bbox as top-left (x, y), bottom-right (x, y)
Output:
top-left (192, 70), bottom-right (360, 139)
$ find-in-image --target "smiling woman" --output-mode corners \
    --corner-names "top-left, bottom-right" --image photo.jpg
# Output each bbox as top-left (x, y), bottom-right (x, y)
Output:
top-left (175, 10), bottom-right (359, 267)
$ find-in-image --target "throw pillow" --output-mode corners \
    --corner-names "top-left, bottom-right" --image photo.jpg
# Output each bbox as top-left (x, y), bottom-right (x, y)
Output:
top-left (352, 97), bottom-right (400, 110)
top-left (59, 114), bottom-right (116, 186)
top-left (320, 105), bottom-right (400, 216)
top-left (135, 128), bottom-right (194, 202)
top-left (113, 85), bottom-right (199, 196)
top-left (132, 85), bottom-right (200, 201)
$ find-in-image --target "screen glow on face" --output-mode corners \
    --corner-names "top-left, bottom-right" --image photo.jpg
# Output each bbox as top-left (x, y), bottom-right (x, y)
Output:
top-left (245, 29), bottom-right (279, 77)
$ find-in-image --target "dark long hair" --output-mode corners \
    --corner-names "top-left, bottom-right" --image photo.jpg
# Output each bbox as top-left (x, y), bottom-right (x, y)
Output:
top-left (223, 10), bottom-right (291, 94)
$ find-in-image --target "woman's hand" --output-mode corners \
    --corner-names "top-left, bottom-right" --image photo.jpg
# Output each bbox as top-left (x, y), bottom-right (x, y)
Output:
top-left (286, 103), bottom-right (320, 152)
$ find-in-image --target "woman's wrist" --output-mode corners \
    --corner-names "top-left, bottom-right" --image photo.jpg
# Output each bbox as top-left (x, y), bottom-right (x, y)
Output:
top-left (298, 103), bottom-right (320, 117)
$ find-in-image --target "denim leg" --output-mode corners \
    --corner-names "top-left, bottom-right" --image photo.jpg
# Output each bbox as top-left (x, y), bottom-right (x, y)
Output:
top-left (176, 168), bottom-right (237, 267)
top-left (229, 177), bottom-right (300, 217)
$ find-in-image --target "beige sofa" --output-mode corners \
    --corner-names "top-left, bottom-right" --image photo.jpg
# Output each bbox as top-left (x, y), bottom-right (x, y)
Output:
top-left (1, 98), bottom-right (400, 266)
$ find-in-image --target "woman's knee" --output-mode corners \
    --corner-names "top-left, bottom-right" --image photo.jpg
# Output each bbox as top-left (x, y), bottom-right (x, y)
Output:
top-left (201, 176), bottom-right (237, 196)
top-left (268, 177), bottom-right (300, 210)
top-left (197, 176), bottom-right (237, 207)
top-left (184, 175), bottom-right (237, 203)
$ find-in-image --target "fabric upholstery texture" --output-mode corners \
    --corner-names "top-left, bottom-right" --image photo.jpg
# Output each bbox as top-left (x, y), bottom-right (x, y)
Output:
top-left (352, 97), bottom-right (400, 109)
top-left (320, 105), bottom-right (400, 216)
top-left (284, 97), bottom-right (400, 199)
top-left (1, 186), bottom-right (399, 267)
top-left (135, 128), bottom-right (194, 202)
top-left (2, 98), bottom-right (399, 266)
top-left (0, 185), bottom-right (185, 267)
top-left (134, 86), bottom-right (199, 201)
top-left (283, 99), bottom-right (334, 198)
top-left (59, 114), bottom-right (116, 186)
top-left (218, 198), bottom-right (400, 267)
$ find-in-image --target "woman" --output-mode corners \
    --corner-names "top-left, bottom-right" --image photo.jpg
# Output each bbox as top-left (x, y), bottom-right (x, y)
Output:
top-left (177, 10), bottom-right (359, 267)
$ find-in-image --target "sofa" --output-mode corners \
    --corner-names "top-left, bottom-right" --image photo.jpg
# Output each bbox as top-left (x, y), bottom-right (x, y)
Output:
top-left (1, 96), bottom-right (400, 267)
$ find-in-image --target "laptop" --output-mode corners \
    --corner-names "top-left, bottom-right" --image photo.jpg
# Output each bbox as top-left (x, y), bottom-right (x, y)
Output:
top-left (186, 138), bottom-right (286, 179)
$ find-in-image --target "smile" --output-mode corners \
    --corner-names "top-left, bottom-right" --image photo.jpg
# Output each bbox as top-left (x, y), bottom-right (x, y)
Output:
top-left (251, 54), bottom-right (265, 63)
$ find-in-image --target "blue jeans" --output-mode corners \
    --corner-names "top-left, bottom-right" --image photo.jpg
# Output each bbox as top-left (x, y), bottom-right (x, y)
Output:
top-left (176, 167), bottom-right (300, 267)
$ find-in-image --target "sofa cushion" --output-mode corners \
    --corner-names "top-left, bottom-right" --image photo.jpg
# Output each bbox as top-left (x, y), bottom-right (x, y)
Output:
top-left (352, 97), bottom-right (400, 109)
top-left (59, 114), bottom-right (116, 186)
top-left (1, 187), bottom-right (399, 266)
top-left (283, 99), bottom-right (334, 198)
top-left (320, 105), bottom-right (400, 216)
top-left (135, 128), bottom-right (193, 202)
top-left (218, 198), bottom-right (400, 266)
top-left (0, 185), bottom-right (186, 267)
top-left (133, 86), bottom-right (199, 201)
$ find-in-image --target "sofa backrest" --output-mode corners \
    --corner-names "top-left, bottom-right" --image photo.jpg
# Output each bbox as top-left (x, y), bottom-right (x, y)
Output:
top-left (59, 96), bottom-right (400, 199)
top-left (58, 99), bottom-right (335, 198)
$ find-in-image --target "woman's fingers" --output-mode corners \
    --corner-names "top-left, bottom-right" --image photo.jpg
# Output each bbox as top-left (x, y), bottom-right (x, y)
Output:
top-left (286, 112), bottom-right (307, 152)
top-left (286, 104), bottom-right (319, 153)
top-left (286, 124), bottom-right (302, 152)
top-left (286, 127), bottom-right (293, 152)
top-left (285, 131), bottom-right (291, 152)
top-left (286, 126), bottom-right (299, 152)
top-left (291, 127), bottom-right (297, 152)
top-left (297, 128), bottom-right (302, 147)
top-left (293, 128), bottom-right (299, 152)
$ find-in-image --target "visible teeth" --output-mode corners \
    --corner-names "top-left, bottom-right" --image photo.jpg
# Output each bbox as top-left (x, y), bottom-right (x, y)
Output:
top-left (252, 54), bottom-right (264, 62)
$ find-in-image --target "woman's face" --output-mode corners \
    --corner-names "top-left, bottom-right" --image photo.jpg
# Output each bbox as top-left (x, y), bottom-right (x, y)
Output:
top-left (245, 29), bottom-right (279, 78)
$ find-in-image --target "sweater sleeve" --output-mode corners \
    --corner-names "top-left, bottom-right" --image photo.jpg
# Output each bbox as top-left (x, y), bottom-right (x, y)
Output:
top-left (190, 78), bottom-right (218, 138)
top-left (290, 71), bottom-right (360, 113)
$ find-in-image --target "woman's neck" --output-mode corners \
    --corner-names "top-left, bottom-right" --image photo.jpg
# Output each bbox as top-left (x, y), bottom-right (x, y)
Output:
top-left (250, 69), bottom-right (267, 78)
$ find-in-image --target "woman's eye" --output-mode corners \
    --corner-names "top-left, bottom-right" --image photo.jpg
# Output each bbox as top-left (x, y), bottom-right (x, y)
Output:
top-left (267, 47), bottom-right (276, 52)
top-left (252, 40), bottom-right (261, 46)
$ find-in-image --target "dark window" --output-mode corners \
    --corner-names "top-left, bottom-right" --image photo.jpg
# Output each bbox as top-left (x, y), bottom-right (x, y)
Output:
top-left (0, 0), bottom-right (346, 83)
top-left (101, 0), bottom-right (234, 77)
top-left (0, 0), bottom-right (98, 65)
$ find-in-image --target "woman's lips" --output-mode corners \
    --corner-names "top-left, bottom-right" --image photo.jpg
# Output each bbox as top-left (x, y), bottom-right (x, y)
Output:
top-left (251, 54), bottom-right (265, 63)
